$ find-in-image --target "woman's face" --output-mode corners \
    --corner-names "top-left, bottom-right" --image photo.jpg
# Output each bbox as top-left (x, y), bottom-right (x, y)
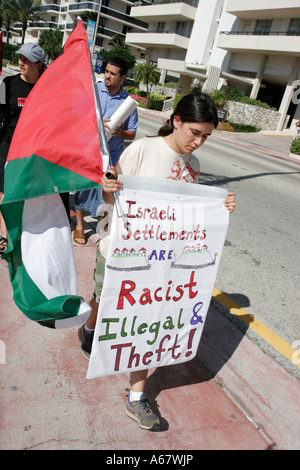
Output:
top-left (18, 54), bottom-right (41, 83)
top-left (172, 116), bottom-right (215, 154)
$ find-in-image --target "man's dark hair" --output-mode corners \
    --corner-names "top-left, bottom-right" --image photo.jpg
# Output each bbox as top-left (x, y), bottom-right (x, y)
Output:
top-left (107, 57), bottom-right (128, 76)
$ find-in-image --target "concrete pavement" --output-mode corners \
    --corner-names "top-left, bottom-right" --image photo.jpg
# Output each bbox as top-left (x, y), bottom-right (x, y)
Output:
top-left (1, 107), bottom-right (300, 451)
top-left (1, 196), bottom-right (300, 451)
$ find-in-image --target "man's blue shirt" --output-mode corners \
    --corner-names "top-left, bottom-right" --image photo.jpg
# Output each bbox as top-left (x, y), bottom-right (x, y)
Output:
top-left (97, 80), bottom-right (138, 166)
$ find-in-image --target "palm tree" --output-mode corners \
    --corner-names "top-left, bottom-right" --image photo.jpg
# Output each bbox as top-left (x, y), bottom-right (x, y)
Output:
top-left (208, 89), bottom-right (228, 108)
top-left (11, 0), bottom-right (44, 44)
top-left (0, 0), bottom-right (4, 30)
top-left (102, 33), bottom-right (136, 71)
top-left (108, 34), bottom-right (128, 50)
top-left (132, 62), bottom-right (160, 106)
top-left (39, 28), bottom-right (63, 63)
top-left (1, 0), bottom-right (19, 44)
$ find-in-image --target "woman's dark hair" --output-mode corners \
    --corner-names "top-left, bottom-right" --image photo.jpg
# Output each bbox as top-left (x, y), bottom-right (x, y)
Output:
top-left (158, 92), bottom-right (218, 136)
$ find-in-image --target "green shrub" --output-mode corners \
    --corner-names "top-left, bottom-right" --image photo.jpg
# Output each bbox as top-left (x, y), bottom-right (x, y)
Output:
top-left (163, 82), bottom-right (178, 89)
top-left (290, 139), bottom-right (300, 155)
top-left (228, 88), bottom-right (244, 101)
top-left (148, 93), bottom-right (166, 111)
top-left (125, 86), bottom-right (147, 97)
top-left (2, 43), bottom-right (18, 63)
top-left (228, 88), bottom-right (277, 111)
top-left (229, 121), bottom-right (261, 132)
top-left (208, 89), bottom-right (228, 108)
top-left (217, 121), bottom-right (261, 132)
top-left (173, 93), bottom-right (185, 110)
top-left (124, 85), bottom-right (137, 94)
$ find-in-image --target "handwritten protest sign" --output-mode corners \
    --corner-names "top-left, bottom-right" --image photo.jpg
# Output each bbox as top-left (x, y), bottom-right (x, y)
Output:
top-left (87, 175), bottom-right (229, 379)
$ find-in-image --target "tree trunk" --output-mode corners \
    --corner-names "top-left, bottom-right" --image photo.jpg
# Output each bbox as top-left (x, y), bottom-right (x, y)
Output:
top-left (22, 23), bottom-right (26, 44)
top-left (146, 83), bottom-right (149, 108)
top-left (5, 20), bottom-right (10, 44)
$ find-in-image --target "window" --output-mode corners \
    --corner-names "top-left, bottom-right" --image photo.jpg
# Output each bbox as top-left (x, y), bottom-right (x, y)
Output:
top-left (157, 22), bottom-right (165, 33)
top-left (176, 21), bottom-right (192, 37)
top-left (288, 18), bottom-right (300, 36)
top-left (254, 19), bottom-right (272, 35)
top-left (242, 19), bottom-right (252, 33)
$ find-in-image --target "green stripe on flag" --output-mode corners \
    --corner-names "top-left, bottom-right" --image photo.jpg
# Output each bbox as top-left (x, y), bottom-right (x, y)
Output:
top-left (1, 191), bottom-right (84, 323)
top-left (4, 154), bottom-right (101, 203)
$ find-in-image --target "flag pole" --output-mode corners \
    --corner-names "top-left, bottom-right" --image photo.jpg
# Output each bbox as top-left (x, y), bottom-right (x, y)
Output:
top-left (86, 23), bottom-right (122, 218)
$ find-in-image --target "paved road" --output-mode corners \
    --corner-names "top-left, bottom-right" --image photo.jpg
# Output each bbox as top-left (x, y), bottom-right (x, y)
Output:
top-left (137, 113), bottom-right (300, 379)
top-left (197, 138), bottom-right (300, 379)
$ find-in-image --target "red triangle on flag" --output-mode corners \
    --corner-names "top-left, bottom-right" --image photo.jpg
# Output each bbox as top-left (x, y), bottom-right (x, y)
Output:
top-left (6, 21), bottom-right (107, 186)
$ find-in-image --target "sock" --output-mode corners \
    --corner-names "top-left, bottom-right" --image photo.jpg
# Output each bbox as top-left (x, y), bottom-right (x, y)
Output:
top-left (84, 324), bottom-right (94, 333)
top-left (129, 390), bottom-right (145, 402)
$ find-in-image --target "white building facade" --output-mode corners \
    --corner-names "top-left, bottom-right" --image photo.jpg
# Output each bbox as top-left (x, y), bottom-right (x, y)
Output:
top-left (13, 0), bottom-right (148, 53)
top-left (6, 0), bottom-right (300, 129)
top-left (127, 0), bottom-right (300, 130)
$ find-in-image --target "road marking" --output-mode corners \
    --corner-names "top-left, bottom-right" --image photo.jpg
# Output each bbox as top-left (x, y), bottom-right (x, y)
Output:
top-left (212, 287), bottom-right (300, 368)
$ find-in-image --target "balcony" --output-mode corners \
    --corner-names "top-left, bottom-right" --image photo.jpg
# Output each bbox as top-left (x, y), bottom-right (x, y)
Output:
top-left (67, 3), bottom-right (148, 30)
top-left (25, 21), bottom-right (59, 30)
top-left (100, 5), bottom-right (148, 30)
top-left (126, 30), bottom-right (190, 49)
top-left (131, 1), bottom-right (196, 22)
top-left (40, 4), bottom-right (60, 13)
top-left (225, 0), bottom-right (300, 19)
top-left (217, 31), bottom-right (300, 57)
top-left (68, 2), bottom-right (98, 12)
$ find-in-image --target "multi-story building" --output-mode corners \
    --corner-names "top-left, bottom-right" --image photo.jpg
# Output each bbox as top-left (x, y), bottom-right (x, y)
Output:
top-left (13, 0), bottom-right (148, 54)
top-left (126, 0), bottom-right (234, 91)
top-left (216, 0), bottom-right (300, 130)
top-left (6, 0), bottom-right (300, 128)
top-left (127, 0), bottom-right (300, 130)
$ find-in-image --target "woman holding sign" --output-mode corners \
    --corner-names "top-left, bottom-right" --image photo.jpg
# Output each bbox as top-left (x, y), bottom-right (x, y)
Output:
top-left (79, 92), bottom-right (236, 431)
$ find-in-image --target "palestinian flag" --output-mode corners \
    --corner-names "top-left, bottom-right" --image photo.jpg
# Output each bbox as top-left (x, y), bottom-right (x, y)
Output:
top-left (1, 21), bottom-right (109, 328)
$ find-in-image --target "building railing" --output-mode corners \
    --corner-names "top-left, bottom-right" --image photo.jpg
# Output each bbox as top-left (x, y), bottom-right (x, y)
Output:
top-left (220, 30), bottom-right (300, 36)
top-left (69, 2), bottom-right (98, 12)
top-left (147, 29), bottom-right (191, 37)
top-left (23, 21), bottom-right (58, 29)
top-left (67, 3), bottom-right (148, 29)
top-left (40, 4), bottom-right (60, 12)
top-left (135, 0), bottom-right (198, 6)
top-left (100, 6), bottom-right (148, 29)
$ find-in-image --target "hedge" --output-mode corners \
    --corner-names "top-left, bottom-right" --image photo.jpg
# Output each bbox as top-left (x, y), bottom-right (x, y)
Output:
top-left (290, 139), bottom-right (300, 155)
top-left (147, 93), bottom-right (166, 111)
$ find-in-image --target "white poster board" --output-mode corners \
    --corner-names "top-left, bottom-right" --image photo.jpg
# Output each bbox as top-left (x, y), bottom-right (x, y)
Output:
top-left (87, 176), bottom-right (229, 378)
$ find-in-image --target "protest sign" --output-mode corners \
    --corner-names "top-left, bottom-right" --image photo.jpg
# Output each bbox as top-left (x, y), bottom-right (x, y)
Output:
top-left (87, 175), bottom-right (229, 379)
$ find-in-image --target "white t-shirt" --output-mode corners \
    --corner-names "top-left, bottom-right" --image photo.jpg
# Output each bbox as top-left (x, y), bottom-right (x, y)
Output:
top-left (117, 136), bottom-right (200, 183)
top-left (99, 136), bottom-right (200, 257)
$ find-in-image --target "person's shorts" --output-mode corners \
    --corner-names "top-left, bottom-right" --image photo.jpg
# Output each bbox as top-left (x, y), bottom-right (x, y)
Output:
top-left (93, 245), bottom-right (106, 303)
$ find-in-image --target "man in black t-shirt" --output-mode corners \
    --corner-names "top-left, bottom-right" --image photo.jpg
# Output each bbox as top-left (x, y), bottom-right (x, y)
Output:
top-left (0, 42), bottom-right (46, 253)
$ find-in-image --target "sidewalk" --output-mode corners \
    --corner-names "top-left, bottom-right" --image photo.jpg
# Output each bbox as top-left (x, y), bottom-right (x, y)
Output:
top-left (212, 129), bottom-right (299, 164)
top-left (1, 107), bottom-right (300, 451)
top-left (138, 107), bottom-right (300, 165)
top-left (1, 197), bottom-right (300, 451)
